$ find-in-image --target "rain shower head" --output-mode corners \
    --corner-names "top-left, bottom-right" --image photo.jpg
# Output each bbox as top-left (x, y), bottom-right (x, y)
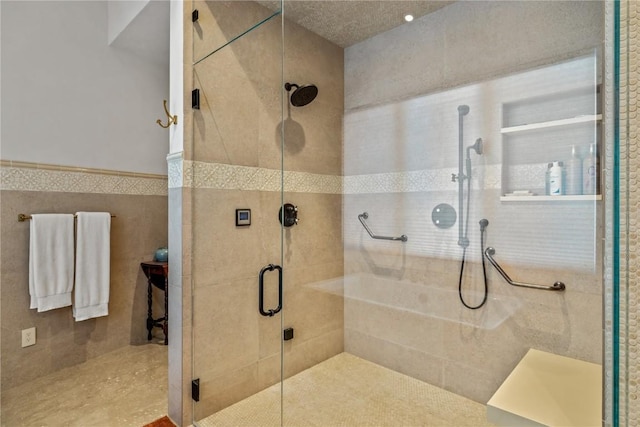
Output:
top-left (285, 82), bottom-right (318, 107)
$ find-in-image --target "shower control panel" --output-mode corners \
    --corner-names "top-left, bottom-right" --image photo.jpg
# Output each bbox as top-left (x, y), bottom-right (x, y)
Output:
top-left (236, 209), bottom-right (251, 226)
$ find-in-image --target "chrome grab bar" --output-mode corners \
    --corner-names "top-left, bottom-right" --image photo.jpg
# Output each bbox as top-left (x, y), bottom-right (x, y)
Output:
top-left (484, 247), bottom-right (565, 291)
top-left (358, 212), bottom-right (408, 242)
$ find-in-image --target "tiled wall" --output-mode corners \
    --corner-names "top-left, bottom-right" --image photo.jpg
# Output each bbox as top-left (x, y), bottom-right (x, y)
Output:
top-left (0, 162), bottom-right (168, 392)
top-left (618, 1), bottom-right (639, 424)
top-left (185, 2), bottom-right (344, 421)
top-left (342, 1), bottom-right (604, 404)
top-left (629, 3), bottom-right (639, 422)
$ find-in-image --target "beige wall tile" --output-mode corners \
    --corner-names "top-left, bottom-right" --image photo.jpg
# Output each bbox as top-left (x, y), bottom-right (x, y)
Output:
top-left (194, 362), bottom-right (261, 420)
top-left (443, 358), bottom-right (505, 404)
top-left (191, 189), bottom-right (280, 287)
top-left (281, 329), bottom-right (344, 380)
top-left (193, 278), bottom-right (260, 380)
top-left (1, 190), bottom-right (168, 391)
top-left (192, 1), bottom-right (278, 65)
top-left (344, 329), bottom-right (444, 387)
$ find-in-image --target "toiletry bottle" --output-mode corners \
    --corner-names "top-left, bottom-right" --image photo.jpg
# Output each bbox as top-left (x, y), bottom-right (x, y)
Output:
top-left (564, 145), bottom-right (582, 195)
top-left (583, 143), bottom-right (598, 195)
top-left (545, 162), bottom-right (552, 195)
top-left (549, 161), bottom-right (564, 196)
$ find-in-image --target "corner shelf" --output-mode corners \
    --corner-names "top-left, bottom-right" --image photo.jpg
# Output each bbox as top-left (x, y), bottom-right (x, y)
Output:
top-left (500, 195), bottom-right (602, 202)
top-left (501, 114), bottom-right (602, 134)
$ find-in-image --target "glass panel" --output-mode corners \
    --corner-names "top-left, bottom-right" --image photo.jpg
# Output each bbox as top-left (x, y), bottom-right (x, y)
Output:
top-left (280, 2), bottom-right (606, 425)
top-left (337, 54), bottom-right (602, 427)
top-left (192, 0), bottom-right (281, 64)
top-left (190, 2), bottom-right (284, 426)
top-left (603, 1), bottom-right (619, 424)
top-left (280, 3), bottom-right (345, 425)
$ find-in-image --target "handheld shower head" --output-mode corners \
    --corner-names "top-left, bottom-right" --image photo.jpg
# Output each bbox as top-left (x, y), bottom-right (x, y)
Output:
top-left (467, 138), bottom-right (483, 156)
top-left (465, 139), bottom-right (484, 179)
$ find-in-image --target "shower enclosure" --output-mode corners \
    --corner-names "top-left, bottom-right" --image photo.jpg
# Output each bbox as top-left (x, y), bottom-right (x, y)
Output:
top-left (177, 1), bottom-right (630, 425)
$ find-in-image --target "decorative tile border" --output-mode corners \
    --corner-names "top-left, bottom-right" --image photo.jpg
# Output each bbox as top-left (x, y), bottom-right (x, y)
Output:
top-left (167, 152), bottom-right (184, 189)
top-left (0, 160), bottom-right (168, 196)
top-left (181, 160), bottom-right (342, 193)
top-left (506, 164), bottom-right (548, 192)
top-left (284, 170), bottom-right (343, 194)
top-left (344, 164), bottom-right (501, 194)
top-left (178, 160), bottom-right (502, 194)
top-left (0, 157), bottom-right (528, 197)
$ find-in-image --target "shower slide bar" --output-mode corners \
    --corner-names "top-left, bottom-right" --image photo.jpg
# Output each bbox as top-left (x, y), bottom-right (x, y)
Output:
top-left (484, 247), bottom-right (565, 291)
top-left (358, 212), bottom-right (408, 242)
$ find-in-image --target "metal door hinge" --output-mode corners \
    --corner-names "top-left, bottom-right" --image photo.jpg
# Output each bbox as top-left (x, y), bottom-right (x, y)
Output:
top-left (192, 89), bottom-right (200, 110)
top-left (192, 378), bottom-right (200, 402)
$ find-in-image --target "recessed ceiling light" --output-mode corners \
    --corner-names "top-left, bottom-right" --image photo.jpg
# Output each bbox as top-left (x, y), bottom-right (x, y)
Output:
top-left (404, 14), bottom-right (414, 22)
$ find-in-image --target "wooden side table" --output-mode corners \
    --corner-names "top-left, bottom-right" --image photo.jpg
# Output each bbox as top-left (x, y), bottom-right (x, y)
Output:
top-left (140, 261), bottom-right (168, 345)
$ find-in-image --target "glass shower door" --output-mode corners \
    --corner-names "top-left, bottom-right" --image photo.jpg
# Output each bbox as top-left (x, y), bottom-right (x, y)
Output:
top-left (183, 1), bottom-right (630, 426)
top-left (189, 2), bottom-right (285, 425)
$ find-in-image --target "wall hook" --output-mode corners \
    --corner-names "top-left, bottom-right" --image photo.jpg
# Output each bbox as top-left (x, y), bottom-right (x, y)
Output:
top-left (156, 100), bottom-right (178, 128)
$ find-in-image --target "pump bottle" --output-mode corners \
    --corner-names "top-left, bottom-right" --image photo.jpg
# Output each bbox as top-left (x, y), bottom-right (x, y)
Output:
top-left (549, 161), bottom-right (564, 196)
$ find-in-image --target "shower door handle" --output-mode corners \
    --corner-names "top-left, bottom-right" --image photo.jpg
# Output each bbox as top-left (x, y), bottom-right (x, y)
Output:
top-left (258, 264), bottom-right (282, 317)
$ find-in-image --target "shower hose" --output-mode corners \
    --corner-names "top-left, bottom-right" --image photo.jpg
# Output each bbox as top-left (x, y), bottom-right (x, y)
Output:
top-left (457, 176), bottom-right (488, 310)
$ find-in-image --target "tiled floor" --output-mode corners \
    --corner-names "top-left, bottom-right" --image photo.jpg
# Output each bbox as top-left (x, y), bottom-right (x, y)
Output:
top-left (199, 352), bottom-right (496, 427)
top-left (1, 347), bottom-right (494, 427)
top-left (1, 343), bottom-right (167, 427)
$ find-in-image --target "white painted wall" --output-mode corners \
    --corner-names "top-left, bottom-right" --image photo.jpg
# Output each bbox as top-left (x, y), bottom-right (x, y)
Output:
top-left (107, 0), bottom-right (149, 45)
top-left (169, 0), bottom-right (183, 155)
top-left (0, 0), bottom-right (169, 175)
top-left (109, 0), bottom-right (170, 67)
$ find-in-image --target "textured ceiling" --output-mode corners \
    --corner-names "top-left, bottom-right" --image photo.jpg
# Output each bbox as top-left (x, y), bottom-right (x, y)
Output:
top-left (257, 1), bottom-right (454, 47)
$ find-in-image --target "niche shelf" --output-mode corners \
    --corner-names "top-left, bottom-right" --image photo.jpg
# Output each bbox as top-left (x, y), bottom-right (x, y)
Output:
top-left (500, 78), bottom-right (601, 200)
top-left (501, 114), bottom-right (602, 134)
top-left (500, 194), bottom-right (602, 202)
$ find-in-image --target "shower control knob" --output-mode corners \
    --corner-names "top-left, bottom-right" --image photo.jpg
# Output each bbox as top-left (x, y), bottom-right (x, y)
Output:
top-left (279, 203), bottom-right (299, 227)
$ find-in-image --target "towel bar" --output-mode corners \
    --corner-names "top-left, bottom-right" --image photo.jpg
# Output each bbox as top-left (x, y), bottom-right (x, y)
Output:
top-left (18, 213), bottom-right (116, 222)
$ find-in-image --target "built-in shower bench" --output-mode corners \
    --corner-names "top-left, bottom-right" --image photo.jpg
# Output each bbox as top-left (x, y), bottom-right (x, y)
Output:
top-left (487, 349), bottom-right (601, 427)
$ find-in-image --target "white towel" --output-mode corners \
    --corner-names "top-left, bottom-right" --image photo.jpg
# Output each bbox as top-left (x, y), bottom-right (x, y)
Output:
top-left (29, 214), bottom-right (75, 312)
top-left (73, 212), bottom-right (111, 321)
